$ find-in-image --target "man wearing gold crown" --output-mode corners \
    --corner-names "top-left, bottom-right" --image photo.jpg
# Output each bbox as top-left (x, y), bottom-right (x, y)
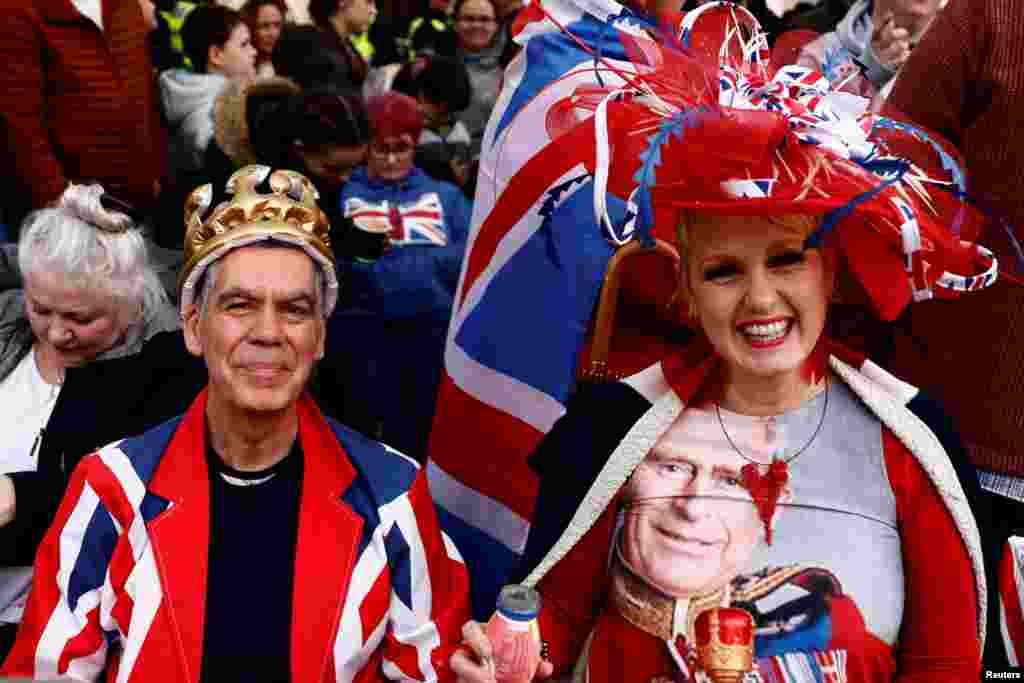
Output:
top-left (0, 165), bottom-right (472, 682)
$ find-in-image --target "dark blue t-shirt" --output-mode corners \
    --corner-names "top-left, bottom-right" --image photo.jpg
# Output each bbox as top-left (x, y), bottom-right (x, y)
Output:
top-left (200, 440), bottom-right (303, 683)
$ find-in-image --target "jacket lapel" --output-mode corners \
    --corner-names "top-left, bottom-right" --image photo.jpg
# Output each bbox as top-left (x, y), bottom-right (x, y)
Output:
top-left (146, 390), bottom-right (212, 683)
top-left (290, 394), bottom-right (361, 682)
top-left (827, 352), bottom-right (988, 644)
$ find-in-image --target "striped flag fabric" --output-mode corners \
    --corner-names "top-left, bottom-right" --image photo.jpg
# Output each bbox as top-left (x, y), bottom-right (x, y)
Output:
top-left (424, 0), bottom-right (678, 617)
top-left (756, 649), bottom-right (849, 683)
top-left (1000, 536), bottom-right (1024, 667)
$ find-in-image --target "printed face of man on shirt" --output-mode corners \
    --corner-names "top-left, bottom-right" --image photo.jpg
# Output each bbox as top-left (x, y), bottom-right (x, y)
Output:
top-left (621, 407), bottom-right (773, 598)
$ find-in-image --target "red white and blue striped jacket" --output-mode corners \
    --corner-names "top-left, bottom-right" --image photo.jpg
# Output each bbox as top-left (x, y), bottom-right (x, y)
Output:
top-left (1, 391), bottom-right (470, 682)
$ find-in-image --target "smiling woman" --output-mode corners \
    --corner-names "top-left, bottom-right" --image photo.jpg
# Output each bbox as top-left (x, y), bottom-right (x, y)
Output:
top-left (450, 4), bottom-right (1003, 682)
top-left (0, 183), bottom-right (179, 661)
top-left (682, 213), bottom-right (833, 407)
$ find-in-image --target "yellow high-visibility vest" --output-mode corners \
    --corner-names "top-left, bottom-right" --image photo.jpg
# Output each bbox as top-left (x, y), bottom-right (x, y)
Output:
top-left (160, 0), bottom-right (198, 67)
top-left (351, 30), bottom-right (374, 61)
top-left (404, 16), bottom-right (448, 61)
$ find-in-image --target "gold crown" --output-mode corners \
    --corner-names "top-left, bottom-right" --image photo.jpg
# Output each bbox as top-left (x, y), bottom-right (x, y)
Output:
top-left (178, 165), bottom-right (339, 316)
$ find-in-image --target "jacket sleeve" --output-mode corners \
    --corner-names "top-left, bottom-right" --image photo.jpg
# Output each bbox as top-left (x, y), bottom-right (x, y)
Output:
top-left (534, 505), bottom-right (617, 678)
top-left (382, 470), bottom-right (471, 681)
top-left (883, 0), bottom-right (982, 148)
top-left (795, 34), bottom-right (824, 71)
top-left (0, 5), bottom-right (68, 208)
top-left (796, 30), bottom-right (884, 102)
top-left (882, 429), bottom-right (981, 682)
top-left (514, 383), bottom-right (655, 676)
top-left (1, 454), bottom-right (121, 681)
top-left (857, 40), bottom-right (898, 92)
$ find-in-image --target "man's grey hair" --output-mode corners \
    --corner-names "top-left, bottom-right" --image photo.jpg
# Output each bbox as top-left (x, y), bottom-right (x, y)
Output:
top-left (193, 242), bottom-right (325, 320)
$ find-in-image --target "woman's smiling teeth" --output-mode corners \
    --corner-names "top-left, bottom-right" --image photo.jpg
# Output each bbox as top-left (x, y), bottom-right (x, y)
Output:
top-left (739, 320), bottom-right (790, 343)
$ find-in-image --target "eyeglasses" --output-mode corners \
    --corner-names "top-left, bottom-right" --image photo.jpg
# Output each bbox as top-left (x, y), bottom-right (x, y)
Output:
top-left (456, 14), bottom-right (496, 23)
top-left (369, 142), bottom-right (415, 157)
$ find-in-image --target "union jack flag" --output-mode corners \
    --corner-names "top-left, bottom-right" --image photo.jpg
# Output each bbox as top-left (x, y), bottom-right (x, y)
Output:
top-left (722, 178), bottom-right (776, 198)
top-left (424, 0), bottom-right (676, 617)
top-left (345, 193), bottom-right (450, 247)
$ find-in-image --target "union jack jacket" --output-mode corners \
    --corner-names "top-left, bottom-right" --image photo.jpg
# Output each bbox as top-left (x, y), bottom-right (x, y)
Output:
top-left (1, 391), bottom-right (470, 682)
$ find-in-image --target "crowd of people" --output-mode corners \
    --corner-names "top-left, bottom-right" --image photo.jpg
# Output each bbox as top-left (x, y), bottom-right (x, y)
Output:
top-left (0, 0), bottom-right (1022, 679)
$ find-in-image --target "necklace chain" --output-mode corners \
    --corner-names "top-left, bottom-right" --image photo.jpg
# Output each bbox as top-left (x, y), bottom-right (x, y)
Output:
top-left (715, 377), bottom-right (830, 467)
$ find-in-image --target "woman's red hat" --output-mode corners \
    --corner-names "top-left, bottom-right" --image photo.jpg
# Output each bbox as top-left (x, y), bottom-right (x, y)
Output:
top-left (570, 1), bottom-right (1007, 321)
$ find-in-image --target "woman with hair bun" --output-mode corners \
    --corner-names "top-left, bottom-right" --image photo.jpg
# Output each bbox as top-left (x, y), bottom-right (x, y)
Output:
top-left (0, 184), bottom-right (179, 661)
top-left (211, 82), bottom-right (372, 244)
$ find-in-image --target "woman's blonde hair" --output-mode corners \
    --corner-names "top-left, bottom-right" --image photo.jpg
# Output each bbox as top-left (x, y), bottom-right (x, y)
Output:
top-left (675, 210), bottom-right (820, 261)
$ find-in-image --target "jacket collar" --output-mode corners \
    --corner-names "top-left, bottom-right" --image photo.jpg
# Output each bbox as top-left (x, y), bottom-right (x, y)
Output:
top-left (146, 390), bottom-right (361, 682)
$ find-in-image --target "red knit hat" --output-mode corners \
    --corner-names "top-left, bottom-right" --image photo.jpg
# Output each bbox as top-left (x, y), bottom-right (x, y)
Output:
top-left (366, 92), bottom-right (424, 143)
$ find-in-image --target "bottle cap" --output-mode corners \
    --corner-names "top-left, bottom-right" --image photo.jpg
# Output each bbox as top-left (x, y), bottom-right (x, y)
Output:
top-left (496, 584), bottom-right (541, 621)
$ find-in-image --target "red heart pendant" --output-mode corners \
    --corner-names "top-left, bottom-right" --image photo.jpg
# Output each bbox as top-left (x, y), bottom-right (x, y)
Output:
top-left (740, 459), bottom-right (788, 545)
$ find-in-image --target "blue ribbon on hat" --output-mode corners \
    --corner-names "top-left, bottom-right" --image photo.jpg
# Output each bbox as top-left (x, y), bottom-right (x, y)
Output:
top-left (805, 161), bottom-right (909, 250)
top-left (625, 106), bottom-right (708, 248)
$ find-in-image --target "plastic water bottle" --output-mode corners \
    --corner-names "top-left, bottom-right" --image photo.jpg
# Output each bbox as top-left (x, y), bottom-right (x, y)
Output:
top-left (484, 585), bottom-right (543, 683)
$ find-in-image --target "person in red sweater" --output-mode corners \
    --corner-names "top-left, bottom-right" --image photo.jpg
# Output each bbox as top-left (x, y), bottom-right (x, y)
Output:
top-left (0, 0), bottom-right (168, 228)
top-left (880, 0), bottom-right (1024, 667)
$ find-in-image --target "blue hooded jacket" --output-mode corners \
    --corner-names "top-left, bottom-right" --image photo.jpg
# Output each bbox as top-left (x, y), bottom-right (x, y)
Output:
top-left (325, 166), bottom-right (471, 460)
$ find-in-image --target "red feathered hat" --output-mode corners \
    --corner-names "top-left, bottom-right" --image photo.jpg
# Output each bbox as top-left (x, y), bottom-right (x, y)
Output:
top-left (573, 1), bottom-right (1006, 321)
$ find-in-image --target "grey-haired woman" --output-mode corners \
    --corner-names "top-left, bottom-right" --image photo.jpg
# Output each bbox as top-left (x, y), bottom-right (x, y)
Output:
top-left (0, 184), bottom-right (179, 660)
